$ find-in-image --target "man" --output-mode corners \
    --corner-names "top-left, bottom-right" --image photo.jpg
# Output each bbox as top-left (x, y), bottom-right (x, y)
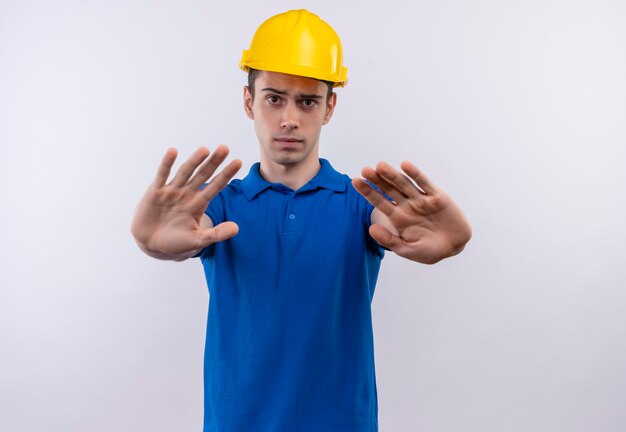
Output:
top-left (131, 9), bottom-right (472, 432)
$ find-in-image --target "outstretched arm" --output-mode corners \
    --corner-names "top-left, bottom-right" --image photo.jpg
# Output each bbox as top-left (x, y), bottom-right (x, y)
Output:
top-left (130, 145), bottom-right (242, 261)
top-left (352, 161), bottom-right (472, 264)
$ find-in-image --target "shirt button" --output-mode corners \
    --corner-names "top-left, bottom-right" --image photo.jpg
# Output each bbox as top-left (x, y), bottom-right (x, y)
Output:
top-left (289, 213), bottom-right (296, 220)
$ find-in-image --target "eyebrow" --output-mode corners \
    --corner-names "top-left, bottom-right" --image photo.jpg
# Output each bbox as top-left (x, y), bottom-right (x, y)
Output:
top-left (261, 87), bottom-right (323, 99)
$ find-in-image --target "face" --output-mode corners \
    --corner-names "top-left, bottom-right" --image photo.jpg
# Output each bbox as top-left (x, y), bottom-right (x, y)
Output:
top-left (243, 71), bottom-right (337, 169)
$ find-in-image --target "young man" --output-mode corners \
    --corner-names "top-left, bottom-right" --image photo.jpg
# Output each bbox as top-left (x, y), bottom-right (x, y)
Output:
top-left (131, 9), bottom-right (472, 432)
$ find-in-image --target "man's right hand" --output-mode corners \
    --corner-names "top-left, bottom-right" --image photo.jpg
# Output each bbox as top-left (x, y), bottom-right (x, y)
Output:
top-left (130, 145), bottom-right (242, 261)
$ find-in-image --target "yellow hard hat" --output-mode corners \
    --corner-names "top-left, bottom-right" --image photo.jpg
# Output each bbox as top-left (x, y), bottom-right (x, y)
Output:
top-left (240, 9), bottom-right (348, 87)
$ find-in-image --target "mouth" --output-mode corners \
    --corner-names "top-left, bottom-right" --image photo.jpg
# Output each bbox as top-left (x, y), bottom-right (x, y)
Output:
top-left (274, 137), bottom-right (304, 143)
top-left (273, 137), bottom-right (304, 149)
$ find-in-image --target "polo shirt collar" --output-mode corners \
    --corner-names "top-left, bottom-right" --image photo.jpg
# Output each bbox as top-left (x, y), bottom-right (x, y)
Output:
top-left (241, 158), bottom-right (346, 200)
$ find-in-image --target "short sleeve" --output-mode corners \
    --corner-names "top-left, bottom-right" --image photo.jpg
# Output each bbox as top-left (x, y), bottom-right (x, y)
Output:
top-left (193, 184), bottom-right (226, 259)
top-left (349, 181), bottom-right (386, 259)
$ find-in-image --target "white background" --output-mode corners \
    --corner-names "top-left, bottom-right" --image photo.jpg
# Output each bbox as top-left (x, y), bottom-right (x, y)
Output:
top-left (1, 0), bottom-right (625, 431)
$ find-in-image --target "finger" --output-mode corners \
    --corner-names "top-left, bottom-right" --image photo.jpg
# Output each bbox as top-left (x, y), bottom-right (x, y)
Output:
top-left (375, 161), bottom-right (424, 198)
top-left (170, 147), bottom-right (211, 188)
top-left (369, 224), bottom-right (402, 250)
top-left (352, 178), bottom-right (397, 217)
top-left (188, 144), bottom-right (230, 191)
top-left (153, 148), bottom-right (178, 188)
top-left (360, 166), bottom-right (407, 204)
top-left (198, 159), bottom-right (243, 202)
top-left (199, 221), bottom-right (239, 245)
top-left (400, 160), bottom-right (437, 195)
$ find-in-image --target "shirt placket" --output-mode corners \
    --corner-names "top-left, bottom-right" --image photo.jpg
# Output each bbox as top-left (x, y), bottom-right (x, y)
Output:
top-left (282, 191), bottom-right (298, 236)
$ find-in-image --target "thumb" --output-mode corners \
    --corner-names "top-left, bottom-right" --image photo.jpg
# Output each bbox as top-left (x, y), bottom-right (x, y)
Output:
top-left (369, 224), bottom-right (402, 251)
top-left (199, 221), bottom-right (239, 246)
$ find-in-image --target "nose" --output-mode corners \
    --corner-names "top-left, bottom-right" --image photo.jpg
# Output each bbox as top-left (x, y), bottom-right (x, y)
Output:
top-left (280, 102), bottom-right (299, 130)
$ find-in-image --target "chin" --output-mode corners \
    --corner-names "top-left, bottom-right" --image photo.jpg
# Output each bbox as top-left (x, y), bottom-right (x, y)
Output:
top-left (271, 154), bottom-right (305, 166)
top-left (268, 147), bottom-right (309, 165)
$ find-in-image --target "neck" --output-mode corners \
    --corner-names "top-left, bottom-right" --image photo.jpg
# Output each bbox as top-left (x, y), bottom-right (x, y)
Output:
top-left (259, 153), bottom-right (321, 190)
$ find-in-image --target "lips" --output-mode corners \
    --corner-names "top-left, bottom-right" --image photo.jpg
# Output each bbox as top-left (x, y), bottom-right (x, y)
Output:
top-left (273, 137), bottom-right (304, 149)
top-left (274, 137), bottom-right (303, 143)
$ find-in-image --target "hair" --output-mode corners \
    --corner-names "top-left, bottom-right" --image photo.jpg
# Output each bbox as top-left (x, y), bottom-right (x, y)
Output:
top-left (247, 68), bottom-right (335, 102)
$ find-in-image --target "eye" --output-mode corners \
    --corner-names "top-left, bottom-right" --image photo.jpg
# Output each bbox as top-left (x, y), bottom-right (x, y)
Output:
top-left (267, 95), bottom-right (280, 104)
top-left (301, 99), bottom-right (317, 108)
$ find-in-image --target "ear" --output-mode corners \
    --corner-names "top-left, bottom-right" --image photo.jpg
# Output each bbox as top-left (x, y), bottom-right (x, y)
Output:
top-left (322, 92), bottom-right (337, 125)
top-left (243, 86), bottom-right (254, 119)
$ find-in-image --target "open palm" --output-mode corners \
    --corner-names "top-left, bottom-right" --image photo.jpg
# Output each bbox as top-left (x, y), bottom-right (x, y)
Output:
top-left (353, 161), bottom-right (472, 264)
top-left (131, 145), bottom-right (242, 259)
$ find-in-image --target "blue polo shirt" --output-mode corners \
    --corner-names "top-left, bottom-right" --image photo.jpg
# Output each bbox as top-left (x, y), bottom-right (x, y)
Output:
top-left (195, 159), bottom-right (385, 432)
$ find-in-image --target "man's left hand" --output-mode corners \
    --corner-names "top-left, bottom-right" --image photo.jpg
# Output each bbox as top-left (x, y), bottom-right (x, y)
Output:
top-left (352, 161), bottom-right (472, 264)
